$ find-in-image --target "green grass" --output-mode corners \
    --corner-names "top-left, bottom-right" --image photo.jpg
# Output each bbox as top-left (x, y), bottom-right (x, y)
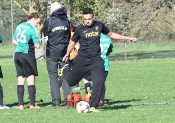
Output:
top-left (110, 42), bottom-right (175, 61)
top-left (0, 45), bottom-right (175, 123)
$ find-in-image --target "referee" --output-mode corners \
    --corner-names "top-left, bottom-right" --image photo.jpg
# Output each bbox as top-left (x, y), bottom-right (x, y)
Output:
top-left (63, 8), bottom-right (137, 112)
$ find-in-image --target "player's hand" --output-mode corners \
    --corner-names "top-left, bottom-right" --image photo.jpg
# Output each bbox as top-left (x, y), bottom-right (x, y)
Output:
top-left (130, 37), bottom-right (137, 43)
top-left (62, 54), bottom-right (69, 63)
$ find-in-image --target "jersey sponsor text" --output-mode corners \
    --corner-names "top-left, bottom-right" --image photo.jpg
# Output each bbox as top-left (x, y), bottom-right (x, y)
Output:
top-left (52, 26), bottom-right (68, 32)
top-left (85, 31), bottom-right (99, 38)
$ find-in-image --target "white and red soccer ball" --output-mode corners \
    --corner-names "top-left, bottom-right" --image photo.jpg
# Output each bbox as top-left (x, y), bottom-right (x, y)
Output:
top-left (76, 101), bottom-right (90, 113)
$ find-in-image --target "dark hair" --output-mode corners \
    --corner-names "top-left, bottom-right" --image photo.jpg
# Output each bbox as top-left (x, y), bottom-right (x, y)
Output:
top-left (27, 12), bottom-right (42, 21)
top-left (70, 23), bottom-right (76, 32)
top-left (83, 8), bottom-right (94, 16)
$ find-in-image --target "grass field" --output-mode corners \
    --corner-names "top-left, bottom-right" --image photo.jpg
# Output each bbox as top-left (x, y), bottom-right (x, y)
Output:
top-left (0, 45), bottom-right (175, 123)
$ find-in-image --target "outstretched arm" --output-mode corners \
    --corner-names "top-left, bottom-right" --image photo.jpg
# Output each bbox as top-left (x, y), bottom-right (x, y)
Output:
top-left (107, 31), bottom-right (137, 43)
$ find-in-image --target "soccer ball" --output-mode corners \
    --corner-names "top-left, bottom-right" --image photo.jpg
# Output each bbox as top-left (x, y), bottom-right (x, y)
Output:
top-left (76, 101), bottom-right (90, 113)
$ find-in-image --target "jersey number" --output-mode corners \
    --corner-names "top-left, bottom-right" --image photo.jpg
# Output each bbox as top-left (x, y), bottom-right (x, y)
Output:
top-left (100, 44), bottom-right (110, 53)
top-left (100, 44), bottom-right (110, 58)
top-left (16, 28), bottom-right (27, 43)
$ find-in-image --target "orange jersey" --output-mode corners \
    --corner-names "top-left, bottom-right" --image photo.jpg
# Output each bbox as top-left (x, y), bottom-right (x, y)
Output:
top-left (69, 32), bottom-right (78, 60)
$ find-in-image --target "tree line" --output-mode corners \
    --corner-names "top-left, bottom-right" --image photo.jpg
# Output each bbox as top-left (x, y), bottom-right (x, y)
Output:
top-left (1, 0), bottom-right (175, 43)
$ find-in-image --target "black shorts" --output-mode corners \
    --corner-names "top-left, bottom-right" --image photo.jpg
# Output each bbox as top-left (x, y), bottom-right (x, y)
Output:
top-left (0, 65), bottom-right (3, 78)
top-left (14, 52), bottom-right (38, 77)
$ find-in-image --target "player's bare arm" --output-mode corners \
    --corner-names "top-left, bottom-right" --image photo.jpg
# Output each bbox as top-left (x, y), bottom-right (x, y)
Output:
top-left (107, 31), bottom-right (137, 43)
top-left (63, 41), bottom-right (76, 62)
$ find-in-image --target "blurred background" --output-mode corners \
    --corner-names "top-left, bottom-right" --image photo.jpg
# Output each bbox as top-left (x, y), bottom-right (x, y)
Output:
top-left (1, 0), bottom-right (175, 61)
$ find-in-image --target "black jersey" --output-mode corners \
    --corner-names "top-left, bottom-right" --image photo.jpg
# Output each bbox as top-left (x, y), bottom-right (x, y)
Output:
top-left (72, 21), bottom-right (110, 57)
top-left (43, 8), bottom-right (70, 60)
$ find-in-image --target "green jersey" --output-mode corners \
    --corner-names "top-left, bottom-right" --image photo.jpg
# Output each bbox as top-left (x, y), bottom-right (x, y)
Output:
top-left (100, 33), bottom-right (114, 71)
top-left (13, 22), bottom-right (40, 54)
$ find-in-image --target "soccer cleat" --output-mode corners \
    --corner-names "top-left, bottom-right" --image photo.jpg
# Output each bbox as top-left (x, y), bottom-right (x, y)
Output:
top-left (16, 105), bottom-right (24, 110)
top-left (87, 87), bottom-right (91, 99)
top-left (58, 64), bottom-right (68, 76)
top-left (29, 104), bottom-right (40, 109)
top-left (0, 105), bottom-right (10, 109)
top-left (89, 107), bottom-right (100, 112)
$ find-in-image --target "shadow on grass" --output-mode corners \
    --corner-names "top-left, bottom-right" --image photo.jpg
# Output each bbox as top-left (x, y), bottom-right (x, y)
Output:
top-left (7, 101), bottom-right (30, 107)
top-left (0, 55), bottom-right (13, 59)
top-left (109, 50), bottom-right (175, 61)
top-left (6, 100), bottom-right (52, 107)
top-left (100, 98), bottom-right (141, 110)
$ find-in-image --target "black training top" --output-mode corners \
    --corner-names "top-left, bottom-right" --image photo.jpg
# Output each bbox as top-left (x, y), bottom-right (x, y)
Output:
top-left (43, 7), bottom-right (70, 60)
top-left (72, 21), bottom-right (110, 57)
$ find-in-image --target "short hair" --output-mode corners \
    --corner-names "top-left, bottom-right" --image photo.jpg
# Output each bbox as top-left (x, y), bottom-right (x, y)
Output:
top-left (83, 8), bottom-right (94, 16)
top-left (28, 12), bottom-right (42, 21)
top-left (51, 2), bottom-right (62, 11)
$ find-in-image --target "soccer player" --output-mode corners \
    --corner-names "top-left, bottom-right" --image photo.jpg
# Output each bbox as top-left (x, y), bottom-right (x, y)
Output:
top-left (83, 31), bottom-right (114, 106)
top-left (0, 36), bottom-right (9, 109)
top-left (62, 8), bottom-right (137, 112)
top-left (43, 2), bottom-right (71, 106)
top-left (12, 12), bottom-right (42, 110)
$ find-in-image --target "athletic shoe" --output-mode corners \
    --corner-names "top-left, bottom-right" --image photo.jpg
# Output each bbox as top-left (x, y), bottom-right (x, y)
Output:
top-left (0, 105), bottom-right (10, 109)
top-left (58, 64), bottom-right (68, 76)
top-left (87, 87), bottom-right (91, 98)
top-left (89, 107), bottom-right (100, 112)
top-left (74, 87), bottom-right (80, 90)
top-left (29, 104), bottom-right (40, 109)
top-left (16, 105), bottom-right (24, 110)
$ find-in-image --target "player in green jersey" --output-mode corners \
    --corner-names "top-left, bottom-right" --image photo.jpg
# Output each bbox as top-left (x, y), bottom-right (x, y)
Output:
top-left (12, 12), bottom-right (42, 110)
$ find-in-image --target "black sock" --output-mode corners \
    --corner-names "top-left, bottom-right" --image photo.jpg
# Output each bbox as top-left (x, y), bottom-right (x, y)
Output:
top-left (0, 84), bottom-right (3, 105)
top-left (17, 85), bottom-right (24, 105)
top-left (28, 85), bottom-right (36, 106)
top-left (84, 83), bottom-right (92, 93)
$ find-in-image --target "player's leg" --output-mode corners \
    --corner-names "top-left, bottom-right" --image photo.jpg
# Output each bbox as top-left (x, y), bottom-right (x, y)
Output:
top-left (63, 55), bottom-right (89, 87)
top-left (0, 66), bottom-right (3, 106)
top-left (83, 72), bottom-right (92, 93)
top-left (0, 84), bottom-right (3, 106)
top-left (0, 84), bottom-right (9, 109)
top-left (89, 58), bottom-right (105, 108)
top-left (14, 53), bottom-right (25, 110)
top-left (26, 75), bottom-right (39, 109)
top-left (22, 53), bottom-right (39, 109)
top-left (16, 76), bottom-right (25, 110)
top-left (46, 57), bottom-right (61, 106)
top-left (59, 62), bottom-right (71, 105)
top-left (0, 66), bottom-right (10, 109)
top-left (98, 71), bottom-right (108, 106)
